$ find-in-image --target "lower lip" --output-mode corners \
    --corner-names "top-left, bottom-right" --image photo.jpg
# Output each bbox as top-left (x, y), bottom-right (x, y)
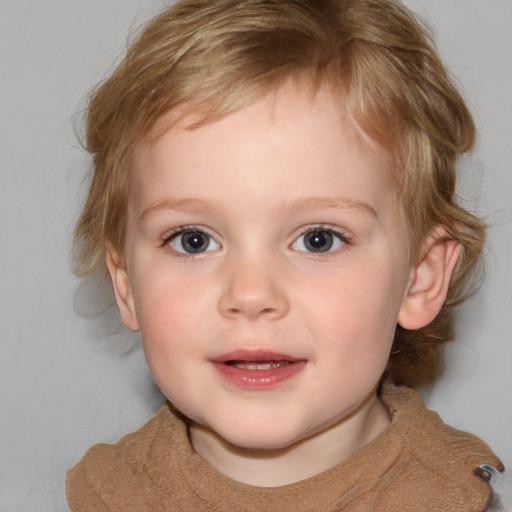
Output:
top-left (212, 361), bottom-right (306, 390)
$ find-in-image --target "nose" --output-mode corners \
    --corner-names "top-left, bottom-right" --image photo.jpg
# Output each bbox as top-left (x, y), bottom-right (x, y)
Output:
top-left (218, 254), bottom-right (289, 321)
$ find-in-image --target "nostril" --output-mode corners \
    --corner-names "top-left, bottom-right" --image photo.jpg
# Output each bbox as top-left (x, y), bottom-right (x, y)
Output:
top-left (225, 306), bottom-right (276, 318)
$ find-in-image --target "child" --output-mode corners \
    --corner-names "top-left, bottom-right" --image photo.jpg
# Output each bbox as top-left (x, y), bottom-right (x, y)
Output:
top-left (66, 0), bottom-right (505, 509)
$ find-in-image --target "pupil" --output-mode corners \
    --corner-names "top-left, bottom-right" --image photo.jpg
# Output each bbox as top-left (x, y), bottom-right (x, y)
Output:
top-left (305, 230), bottom-right (333, 253)
top-left (183, 231), bottom-right (207, 253)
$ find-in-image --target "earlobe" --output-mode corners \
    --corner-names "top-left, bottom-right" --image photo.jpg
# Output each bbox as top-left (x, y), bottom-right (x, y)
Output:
top-left (106, 244), bottom-right (140, 332)
top-left (398, 232), bottom-right (461, 330)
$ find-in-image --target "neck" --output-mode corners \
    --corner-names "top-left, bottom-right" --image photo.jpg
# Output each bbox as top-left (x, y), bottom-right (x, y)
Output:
top-left (189, 393), bottom-right (390, 487)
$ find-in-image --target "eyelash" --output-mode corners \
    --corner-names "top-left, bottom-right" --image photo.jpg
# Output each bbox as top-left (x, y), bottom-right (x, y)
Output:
top-left (162, 224), bottom-right (350, 258)
top-left (291, 225), bottom-right (350, 256)
top-left (162, 225), bottom-right (220, 258)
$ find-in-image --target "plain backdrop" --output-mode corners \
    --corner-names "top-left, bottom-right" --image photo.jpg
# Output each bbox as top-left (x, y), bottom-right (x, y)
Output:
top-left (0, 1), bottom-right (511, 510)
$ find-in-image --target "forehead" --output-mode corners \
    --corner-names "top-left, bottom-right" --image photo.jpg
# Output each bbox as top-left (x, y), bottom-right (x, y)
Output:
top-left (128, 82), bottom-right (398, 220)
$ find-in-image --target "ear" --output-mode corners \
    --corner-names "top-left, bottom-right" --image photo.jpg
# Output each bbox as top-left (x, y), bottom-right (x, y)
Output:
top-left (398, 231), bottom-right (461, 330)
top-left (105, 244), bottom-right (140, 331)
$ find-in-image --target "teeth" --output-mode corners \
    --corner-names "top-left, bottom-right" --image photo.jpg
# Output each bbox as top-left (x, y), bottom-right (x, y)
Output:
top-left (228, 361), bottom-right (291, 370)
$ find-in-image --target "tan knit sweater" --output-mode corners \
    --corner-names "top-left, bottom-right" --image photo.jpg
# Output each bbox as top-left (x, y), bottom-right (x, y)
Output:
top-left (66, 385), bottom-right (503, 511)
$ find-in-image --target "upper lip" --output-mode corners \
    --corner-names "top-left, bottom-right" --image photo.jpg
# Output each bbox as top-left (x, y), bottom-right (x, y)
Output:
top-left (211, 350), bottom-right (302, 364)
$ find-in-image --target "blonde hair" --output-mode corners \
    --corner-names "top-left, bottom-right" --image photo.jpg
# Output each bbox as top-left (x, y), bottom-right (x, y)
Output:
top-left (74, 0), bottom-right (485, 387)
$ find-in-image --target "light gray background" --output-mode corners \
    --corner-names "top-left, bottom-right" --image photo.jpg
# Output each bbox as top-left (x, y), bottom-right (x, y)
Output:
top-left (0, 1), bottom-right (511, 510)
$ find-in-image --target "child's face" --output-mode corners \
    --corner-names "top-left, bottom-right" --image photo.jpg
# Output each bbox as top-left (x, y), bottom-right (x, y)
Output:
top-left (113, 83), bottom-right (415, 451)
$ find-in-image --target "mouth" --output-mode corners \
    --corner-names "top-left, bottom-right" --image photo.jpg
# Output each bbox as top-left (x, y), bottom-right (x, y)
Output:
top-left (212, 351), bottom-right (306, 389)
top-left (225, 360), bottom-right (293, 370)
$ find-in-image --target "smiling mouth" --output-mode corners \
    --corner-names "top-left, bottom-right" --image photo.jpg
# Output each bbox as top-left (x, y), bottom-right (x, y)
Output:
top-left (212, 352), bottom-right (306, 389)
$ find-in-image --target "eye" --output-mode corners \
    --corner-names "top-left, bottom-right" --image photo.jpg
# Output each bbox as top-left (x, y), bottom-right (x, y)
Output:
top-left (167, 229), bottom-right (220, 254)
top-left (292, 228), bottom-right (347, 253)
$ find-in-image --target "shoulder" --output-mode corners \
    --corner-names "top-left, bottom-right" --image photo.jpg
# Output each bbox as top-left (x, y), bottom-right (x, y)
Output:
top-left (376, 384), bottom-right (504, 511)
top-left (66, 404), bottom-right (187, 511)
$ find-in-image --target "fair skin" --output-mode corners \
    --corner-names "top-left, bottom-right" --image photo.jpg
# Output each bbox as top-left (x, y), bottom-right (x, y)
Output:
top-left (108, 82), bottom-right (460, 487)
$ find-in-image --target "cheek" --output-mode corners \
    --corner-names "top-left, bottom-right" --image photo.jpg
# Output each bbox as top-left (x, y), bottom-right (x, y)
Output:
top-left (132, 270), bottom-right (211, 364)
top-left (300, 263), bottom-right (403, 354)
top-left (134, 277), bottom-right (212, 409)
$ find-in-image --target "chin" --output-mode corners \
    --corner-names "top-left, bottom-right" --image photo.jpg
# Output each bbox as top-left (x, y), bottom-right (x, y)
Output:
top-left (216, 423), bottom-right (307, 452)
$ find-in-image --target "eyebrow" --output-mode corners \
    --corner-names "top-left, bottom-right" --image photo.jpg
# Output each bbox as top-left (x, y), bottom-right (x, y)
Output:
top-left (140, 198), bottom-right (213, 222)
top-left (281, 197), bottom-right (378, 218)
top-left (139, 196), bottom-right (377, 223)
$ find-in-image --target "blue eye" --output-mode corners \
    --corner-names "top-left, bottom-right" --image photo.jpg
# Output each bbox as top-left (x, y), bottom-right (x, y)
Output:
top-left (292, 229), bottom-right (346, 253)
top-left (168, 230), bottom-right (220, 254)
